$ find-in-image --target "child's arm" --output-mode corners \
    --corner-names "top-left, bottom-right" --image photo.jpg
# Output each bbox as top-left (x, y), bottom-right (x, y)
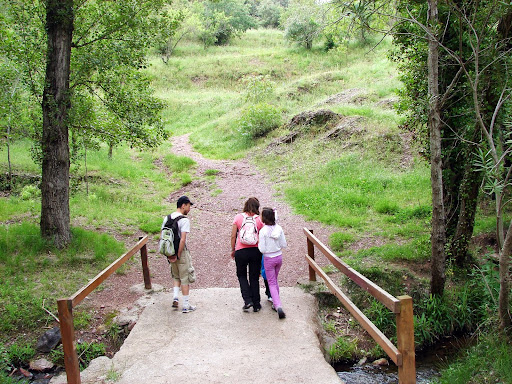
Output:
top-left (258, 228), bottom-right (267, 254)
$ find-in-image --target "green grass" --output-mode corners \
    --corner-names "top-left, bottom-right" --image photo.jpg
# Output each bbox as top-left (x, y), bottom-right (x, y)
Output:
top-left (434, 334), bottom-right (512, 384)
top-left (284, 152), bottom-right (430, 236)
top-left (0, 222), bottom-right (125, 339)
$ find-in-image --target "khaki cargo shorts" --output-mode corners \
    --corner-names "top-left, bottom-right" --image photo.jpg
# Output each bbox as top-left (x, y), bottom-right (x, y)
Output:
top-left (170, 249), bottom-right (195, 285)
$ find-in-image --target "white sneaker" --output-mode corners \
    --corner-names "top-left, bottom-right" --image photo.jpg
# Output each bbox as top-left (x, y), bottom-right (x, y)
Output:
top-left (182, 305), bottom-right (196, 313)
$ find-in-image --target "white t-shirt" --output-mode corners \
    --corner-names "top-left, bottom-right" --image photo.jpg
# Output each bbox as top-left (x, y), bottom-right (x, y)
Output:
top-left (161, 212), bottom-right (190, 246)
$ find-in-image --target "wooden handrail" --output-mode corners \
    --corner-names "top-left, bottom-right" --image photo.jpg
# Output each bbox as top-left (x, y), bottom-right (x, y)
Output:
top-left (71, 236), bottom-right (149, 306)
top-left (57, 236), bottom-right (151, 384)
top-left (307, 255), bottom-right (401, 365)
top-left (304, 228), bottom-right (416, 384)
top-left (304, 228), bottom-right (400, 313)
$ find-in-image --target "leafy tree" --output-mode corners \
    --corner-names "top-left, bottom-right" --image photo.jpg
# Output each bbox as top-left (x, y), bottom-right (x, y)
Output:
top-left (0, 59), bottom-right (33, 185)
top-left (155, 4), bottom-right (201, 63)
top-left (257, 0), bottom-right (283, 28)
top-left (197, 0), bottom-right (256, 47)
top-left (282, 1), bottom-right (324, 49)
top-left (2, 0), bottom-right (169, 246)
top-left (324, 0), bottom-right (393, 47)
top-left (392, 0), bottom-right (512, 329)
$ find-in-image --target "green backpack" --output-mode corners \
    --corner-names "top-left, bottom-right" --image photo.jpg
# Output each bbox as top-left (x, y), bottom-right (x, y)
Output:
top-left (158, 215), bottom-right (184, 262)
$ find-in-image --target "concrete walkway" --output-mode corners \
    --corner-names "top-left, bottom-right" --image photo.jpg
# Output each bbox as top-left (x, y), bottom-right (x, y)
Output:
top-left (52, 287), bottom-right (341, 384)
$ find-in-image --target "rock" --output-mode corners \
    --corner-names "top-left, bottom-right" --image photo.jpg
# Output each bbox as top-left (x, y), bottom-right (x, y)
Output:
top-left (372, 358), bottom-right (389, 366)
top-left (287, 109), bottom-right (341, 128)
top-left (36, 326), bottom-right (61, 353)
top-left (357, 357), bottom-right (367, 366)
top-left (30, 358), bottom-right (54, 371)
top-left (129, 283), bottom-right (164, 294)
top-left (20, 367), bottom-right (33, 378)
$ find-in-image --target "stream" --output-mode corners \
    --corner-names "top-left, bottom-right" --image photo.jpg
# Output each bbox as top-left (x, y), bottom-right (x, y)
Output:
top-left (333, 335), bottom-right (473, 383)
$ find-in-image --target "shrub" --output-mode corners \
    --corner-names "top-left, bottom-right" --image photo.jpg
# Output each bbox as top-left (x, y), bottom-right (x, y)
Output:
top-left (257, 0), bottom-right (282, 28)
top-left (243, 76), bottom-right (275, 103)
top-left (7, 343), bottom-right (34, 367)
top-left (238, 103), bottom-right (281, 139)
top-left (20, 184), bottom-right (40, 200)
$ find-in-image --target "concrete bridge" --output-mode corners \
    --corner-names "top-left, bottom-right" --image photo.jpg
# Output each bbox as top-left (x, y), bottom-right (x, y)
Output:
top-left (52, 287), bottom-right (341, 384)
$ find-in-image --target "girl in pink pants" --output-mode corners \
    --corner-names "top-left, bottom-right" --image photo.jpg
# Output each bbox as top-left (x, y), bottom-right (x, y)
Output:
top-left (258, 207), bottom-right (287, 319)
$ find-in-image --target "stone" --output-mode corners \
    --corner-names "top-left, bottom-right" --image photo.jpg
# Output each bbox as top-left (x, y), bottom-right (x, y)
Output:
top-left (36, 326), bottom-right (61, 353)
top-left (30, 358), bottom-right (54, 371)
top-left (20, 367), bottom-right (33, 378)
top-left (372, 358), bottom-right (389, 366)
top-left (357, 357), bottom-right (367, 366)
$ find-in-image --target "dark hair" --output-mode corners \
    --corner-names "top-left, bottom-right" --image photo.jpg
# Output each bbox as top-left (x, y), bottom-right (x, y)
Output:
top-left (261, 207), bottom-right (275, 225)
top-left (243, 197), bottom-right (260, 215)
top-left (177, 195), bottom-right (193, 208)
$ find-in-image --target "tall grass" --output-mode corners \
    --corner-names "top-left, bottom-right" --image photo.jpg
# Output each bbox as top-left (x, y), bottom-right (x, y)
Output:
top-left (434, 334), bottom-right (512, 384)
top-left (0, 223), bottom-right (125, 336)
top-left (285, 152), bottom-right (430, 237)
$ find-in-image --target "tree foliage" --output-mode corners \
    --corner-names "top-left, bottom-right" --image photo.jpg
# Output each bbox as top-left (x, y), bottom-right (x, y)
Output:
top-left (282, 0), bottom-right (324, 49)
top-left (197, 0), bottom-right (256, 47)
top-left (392, 0), bottom-right (512, 327)
top-left (1, 0), bottom-right (168, 163)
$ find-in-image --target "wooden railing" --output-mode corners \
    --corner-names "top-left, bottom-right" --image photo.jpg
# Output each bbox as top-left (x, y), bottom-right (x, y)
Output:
top-left (57, 236), bottom-right (151, 384)
top-left (304, 228), bottom-right (416, 384)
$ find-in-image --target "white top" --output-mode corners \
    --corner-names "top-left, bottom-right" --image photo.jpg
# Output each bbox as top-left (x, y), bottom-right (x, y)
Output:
top-left (161, 212), bottom-right (190, 246)
top-left (258, 224), bottom-right (287, 258)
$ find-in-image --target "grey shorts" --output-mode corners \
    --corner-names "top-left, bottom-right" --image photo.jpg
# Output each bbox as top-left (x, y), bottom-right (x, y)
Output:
top-left (170, 249), bottom-right (194, 285)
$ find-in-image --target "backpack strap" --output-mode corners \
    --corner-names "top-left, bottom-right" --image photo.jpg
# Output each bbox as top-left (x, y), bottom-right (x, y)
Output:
top-left (164, 214), bottom-right (185, 229)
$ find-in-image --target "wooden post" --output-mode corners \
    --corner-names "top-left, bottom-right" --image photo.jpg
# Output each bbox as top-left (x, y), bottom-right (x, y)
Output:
top-left (57, 299), bottom-right (80, 384)
top-left (307, 229), bottom-right (316, 282)
top-left (139, 236), bottom-right (152, 290)
top-left (396, 295), bottom-right (416, 384)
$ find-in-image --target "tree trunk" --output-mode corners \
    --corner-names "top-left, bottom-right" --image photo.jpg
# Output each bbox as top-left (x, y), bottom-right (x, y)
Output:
top-left (40, 0), bottom-right (74, 248)
top-left (496, 9), bottom-right (512, 335)
top-left (108, 142), bottom-right (113, 159)
top-left (499, 220), bottom-right (512, 332)
top-left (450, 162), bottom-right (482, 268)
top-left (428, 0), bottom-right (447, 296)
top-left (7, 124), bottom-right (12, 186)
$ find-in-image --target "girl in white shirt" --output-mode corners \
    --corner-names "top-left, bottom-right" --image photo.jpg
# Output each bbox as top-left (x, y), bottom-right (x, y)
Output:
top-left (258, 207), bottom-right (287, 319)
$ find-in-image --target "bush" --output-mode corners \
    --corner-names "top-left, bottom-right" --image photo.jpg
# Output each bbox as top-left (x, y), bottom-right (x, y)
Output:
top-left (257, 0), bottom-right (282, 28)
top-left (7, 343), bottom-right (34, 367)
top-left (20, 184), bottom-right (40, 200)
top-left (238, 103), bottom-right (281, 139)
top-left (243, 76), bottom-right (275, 103)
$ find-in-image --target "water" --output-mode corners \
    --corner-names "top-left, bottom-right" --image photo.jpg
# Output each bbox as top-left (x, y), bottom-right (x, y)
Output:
top-left (333, 335), bottom-right (473, 384)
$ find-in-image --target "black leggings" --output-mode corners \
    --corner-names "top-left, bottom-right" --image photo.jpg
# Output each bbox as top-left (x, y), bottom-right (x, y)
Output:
top-left (235, 247), bottom-right (262, 308)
